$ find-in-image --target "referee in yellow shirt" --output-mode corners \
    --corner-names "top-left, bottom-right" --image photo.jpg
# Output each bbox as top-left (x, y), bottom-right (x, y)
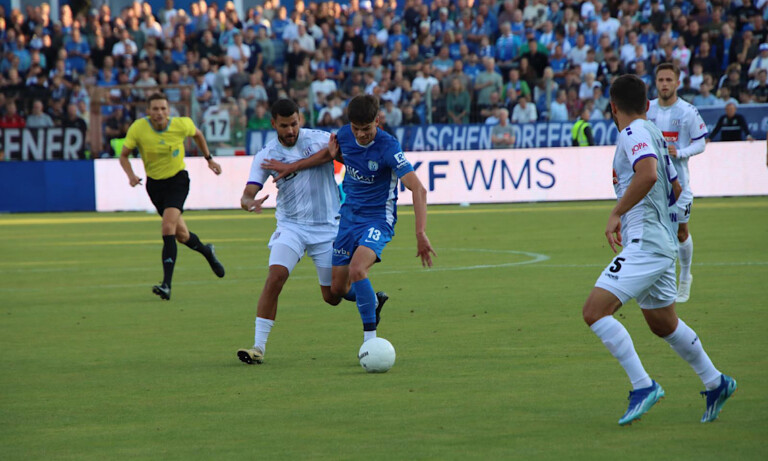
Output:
top-left (119, 93), bottom-right (225, 300)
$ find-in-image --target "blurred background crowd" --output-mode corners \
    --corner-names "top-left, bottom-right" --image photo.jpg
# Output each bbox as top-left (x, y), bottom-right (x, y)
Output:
top-left (1, 0), bottom-right (767, 156)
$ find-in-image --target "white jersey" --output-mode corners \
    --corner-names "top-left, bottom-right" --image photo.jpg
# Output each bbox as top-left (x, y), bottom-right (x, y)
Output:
top-left (647, 98), bottom-right (708, 204)
top-left (612, 119), bottom-right (678, 259)
top-left (248, 129), bottom-right (340, 228)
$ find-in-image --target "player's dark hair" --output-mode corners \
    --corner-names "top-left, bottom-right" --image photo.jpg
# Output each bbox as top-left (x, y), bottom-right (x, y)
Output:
top-left (147, 92), bottom-right (169, 104)
top-left (609, 75), bottom-right (647, 115)
top-left (347, 95), bottom-right (379, 125)
top-left (270, 98), bottom-right (299, 119)
top-left (654, 62), bottom-right (680, 78)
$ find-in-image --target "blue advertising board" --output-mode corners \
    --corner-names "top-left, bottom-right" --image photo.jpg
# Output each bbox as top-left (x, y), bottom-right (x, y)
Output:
top-left (245, 104), bottom-right (768, 153)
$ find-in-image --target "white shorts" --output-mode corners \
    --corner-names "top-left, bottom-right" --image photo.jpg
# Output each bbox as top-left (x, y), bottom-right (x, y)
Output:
top-left (268, 223), bottom-right (337, 286)
top-left (674, 197), bottom-right (692, 225)
top-left (594, 243), bottom-right (677, 310)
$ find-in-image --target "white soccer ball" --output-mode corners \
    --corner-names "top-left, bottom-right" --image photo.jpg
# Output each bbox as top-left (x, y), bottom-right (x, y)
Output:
top-left (358, 337), bottom-right (396, 373)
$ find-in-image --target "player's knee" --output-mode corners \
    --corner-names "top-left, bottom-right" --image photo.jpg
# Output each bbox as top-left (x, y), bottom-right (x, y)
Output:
top-left (266, 269), bottom-right (289, 288)
top-left (323, 292), bottom-right (342, 306)
top-left (330, 283), bottom-right (347, 299)
top-left (348, 265), bottom-right (368, 283)
top-left (582, 302), bottom-right (607, 326)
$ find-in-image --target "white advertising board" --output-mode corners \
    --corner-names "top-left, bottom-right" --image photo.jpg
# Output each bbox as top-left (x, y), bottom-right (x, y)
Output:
top-left (94, 142), bottom-right (768, 212)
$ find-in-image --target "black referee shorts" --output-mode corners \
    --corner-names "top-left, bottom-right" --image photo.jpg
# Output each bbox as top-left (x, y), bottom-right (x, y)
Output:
top-left (146, 170), bottom-right (190, 216)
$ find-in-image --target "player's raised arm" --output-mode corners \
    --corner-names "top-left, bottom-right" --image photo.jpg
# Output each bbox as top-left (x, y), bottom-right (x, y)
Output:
top-left (400, 171), bottom-right (436, 267)
top-left (240, 182), bottom-right (269, 213)
top-left (192, 128), bottom-right (222, 175)
top-left (261, 147), bottom-right (333, 180)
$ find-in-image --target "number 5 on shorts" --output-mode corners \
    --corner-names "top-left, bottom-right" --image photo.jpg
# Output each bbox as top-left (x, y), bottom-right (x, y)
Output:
top-left (609, 257), bottom-right (626, 273)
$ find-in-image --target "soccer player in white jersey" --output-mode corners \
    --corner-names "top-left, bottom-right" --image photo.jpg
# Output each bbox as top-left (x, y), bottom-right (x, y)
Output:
top-left (236, 99), bottom-right (343, 365)
top-left (647, 63), bottom-right (708, 303)
top-left (582, 75), bottom-right (736, 426)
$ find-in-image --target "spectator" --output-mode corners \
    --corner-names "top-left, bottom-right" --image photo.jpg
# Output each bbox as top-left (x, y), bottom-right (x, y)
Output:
top-left (751, 69), bottom-right (768, 103)
top-left (227, 30), bottom-right (251, 66)
top-left (112, 28), bottom-right (138, 59)
top-left (693, 81), bottom-right (719, 106)
top-left (0, 101), bottom-right (26, 128)
top-left (679, 77), bottom-right (700, 103)
top-left (401, 103), bottom-right (421, 125)
top-left (446, 78), bottom-right (470, 124)
top-left (309, 68), bottom-right (337, 107)
top-left (429, 84), bottom-right (447, 124)
top-left (592, 86), bottom-right (609, 116)
top-left (549, 89), bottom-right (569, 121)
top-left (288, 66), bottom-right (311, 102)
top-left (246, 103), bottom-right (271, 130)
top-left (578, 73), bottom-right (601, 102)
top-left (26, 100), bottom-right (55, 128)
top-left (377, 109), bottom-right (395, 136)
top-left (707, 102), bottom-right (754, 142)
top-left (571, 108), bottom-right (595, 146)
top-left (568, 33), bottom-right (590, 67)
top-left (716, 86), bottom-right (739, 107)
top-left (382, 99), bottom-right (402, 128)
top-left (317, 93), bottom-right (344, 127)
top-left (411, 66), bottom-right (440, 95)
top-left (61, 102), bottom-right (87, 132)
top-left (511, 95), bottom-right (537, 124)
top-left (748, 43), bottom-right (768, 79)
top-left (475, 57), bottom-right (503, 109)
top-left (491, 108), bottom-right (516, 148)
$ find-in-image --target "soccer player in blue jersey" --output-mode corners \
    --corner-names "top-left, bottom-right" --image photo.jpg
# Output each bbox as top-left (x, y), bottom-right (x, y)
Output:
top-left (329, 95), bottom-right (436, 344)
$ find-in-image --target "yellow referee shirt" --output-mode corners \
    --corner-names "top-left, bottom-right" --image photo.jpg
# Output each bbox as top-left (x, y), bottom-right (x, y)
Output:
top-left (124, 116), bottom-right (197, 180)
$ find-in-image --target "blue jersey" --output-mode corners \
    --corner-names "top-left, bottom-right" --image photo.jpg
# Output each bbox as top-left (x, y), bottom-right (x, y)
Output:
top-left (337, 125), bottom-right (414, 227)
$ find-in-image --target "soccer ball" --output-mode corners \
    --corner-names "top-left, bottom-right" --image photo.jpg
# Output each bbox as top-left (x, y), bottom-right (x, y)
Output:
top-left (358, 337), bottom-right (396, 373)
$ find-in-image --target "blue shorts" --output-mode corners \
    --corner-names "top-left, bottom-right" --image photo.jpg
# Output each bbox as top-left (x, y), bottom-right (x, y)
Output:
top-left (332, 219), bottom-right (393, 266)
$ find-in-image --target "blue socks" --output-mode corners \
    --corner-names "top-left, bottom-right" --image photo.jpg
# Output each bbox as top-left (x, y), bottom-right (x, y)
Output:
top-left (352, 278), bottom-right (376, 331)
top-left (343, 284), bottom-right (357, 302)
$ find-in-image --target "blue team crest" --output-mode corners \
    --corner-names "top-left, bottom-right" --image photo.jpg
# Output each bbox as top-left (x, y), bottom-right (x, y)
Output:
top-left (368, 160), bottom-right (379, 171)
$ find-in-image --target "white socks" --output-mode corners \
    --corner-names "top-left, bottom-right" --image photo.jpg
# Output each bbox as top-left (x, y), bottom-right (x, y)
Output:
top-left (363, 330), bottom-right (377, 342)
top-left (663, 319), bottom-right (721, 390)
top-left (678, 235), bottom-right (693, 281)
top-left (591, 316), bottom-right (653, 390)
top-left (254, 317), bottom-right (275, 351)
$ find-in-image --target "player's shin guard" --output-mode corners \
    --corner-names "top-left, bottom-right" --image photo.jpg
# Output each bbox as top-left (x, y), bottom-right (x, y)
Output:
top-left (591, 316), bottom-right (652, 390)
top-left (162, 234), bottom-right (177, 287)
top-left (352, 279), bottom-right (377, 331)
top-left (663, 319), bottom-right (721, 389)
top-left (678, 235), bottom-right (693, 281)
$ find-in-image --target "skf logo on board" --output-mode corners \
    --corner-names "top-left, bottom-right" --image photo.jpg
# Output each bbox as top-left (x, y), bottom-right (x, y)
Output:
top-left (632, 142), bottom-right (648, 152)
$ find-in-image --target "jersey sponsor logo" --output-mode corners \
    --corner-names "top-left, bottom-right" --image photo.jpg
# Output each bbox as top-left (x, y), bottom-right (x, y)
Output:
top-left (345, 165), bottom-right (375, 184)
top-left (662, 131), bottom-right (679, 142)
top-left (699, 122), bottom-right (705, 130)
top-left (333, 247), bottom-right (350, 257)
top-left (368, 160), bottom-right (379, 171)
top-left (631, 142), bottom-right (649, 153)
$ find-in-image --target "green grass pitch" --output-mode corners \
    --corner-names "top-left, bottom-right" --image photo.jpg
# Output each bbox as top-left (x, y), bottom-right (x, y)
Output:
top-left (1, 197), bottom-right (766, 460)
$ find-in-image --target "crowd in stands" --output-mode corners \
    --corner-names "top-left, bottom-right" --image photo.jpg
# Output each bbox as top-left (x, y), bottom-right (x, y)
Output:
top-left (1, 0), bottom-right (767, 155)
